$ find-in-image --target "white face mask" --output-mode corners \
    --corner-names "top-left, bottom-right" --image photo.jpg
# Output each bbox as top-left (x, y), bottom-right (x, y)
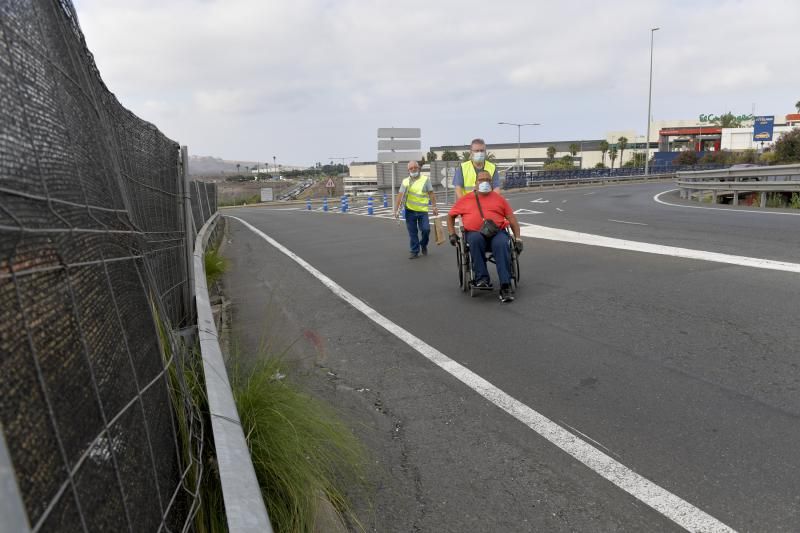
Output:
top-left (472, 151), bottom-right (486, 163)
top-left (409, 171), bottom-right (420, 178)
top-left (477, 181), bottom-right (492, 193)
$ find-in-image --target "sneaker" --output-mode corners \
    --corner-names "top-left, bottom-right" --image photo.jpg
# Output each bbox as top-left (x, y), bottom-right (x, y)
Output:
top-left (421, 246), bottom-right (428, 256)
top-left (409, 252), bottom-right (420, 259)
top-left (473, 279), bottom-right (491, 289)
top-left (499, 284), bottom-right (515, 303)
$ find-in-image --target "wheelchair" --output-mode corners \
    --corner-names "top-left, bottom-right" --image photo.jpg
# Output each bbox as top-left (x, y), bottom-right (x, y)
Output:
top-left (455, 223), bottom-right (520, 297)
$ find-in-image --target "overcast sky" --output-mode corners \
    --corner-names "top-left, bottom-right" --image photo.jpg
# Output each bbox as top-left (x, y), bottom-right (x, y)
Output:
top-left (74, 0), bottom-right (800, 166)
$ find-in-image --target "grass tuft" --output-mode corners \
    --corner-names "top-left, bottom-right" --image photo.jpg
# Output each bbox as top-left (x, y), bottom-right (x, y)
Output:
top-left (205, 248), bottom-right (228, 285)
top-left (232, 358), bottom-right (367, 533)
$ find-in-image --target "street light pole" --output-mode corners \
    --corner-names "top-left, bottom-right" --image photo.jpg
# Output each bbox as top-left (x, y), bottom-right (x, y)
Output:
top-left (498, 122), bottom-right (540, 173)
top-left (644, 27), bottom-right (659, 177)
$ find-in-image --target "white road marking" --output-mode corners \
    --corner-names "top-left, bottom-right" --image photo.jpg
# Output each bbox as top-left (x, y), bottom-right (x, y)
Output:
top-left (230, 215), bottom-right (737, 533)
top-left (520, 224), bottom-right (800, 273)
top-left (531, 198), bottom-right (550, 204)
top-left (608, 219), bottom-right (648, 226)
top-left (654, 189), bottom-right (800, 216)
top-left (562, 199), bottom-right (568, 203)
top-left (556, 208), bottom-right (564, 212)
top-left (514, 208), bottom-right (543, 215)
top-left (584, 192), bottom-right (596, 196)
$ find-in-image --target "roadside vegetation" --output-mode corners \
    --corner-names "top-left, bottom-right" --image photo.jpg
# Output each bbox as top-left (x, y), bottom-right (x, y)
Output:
top-left (232, 357), bottom-right (367, 532)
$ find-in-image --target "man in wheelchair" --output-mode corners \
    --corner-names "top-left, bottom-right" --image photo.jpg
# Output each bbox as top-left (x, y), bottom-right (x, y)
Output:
top-left (446, 171), bottom-right (522, 302)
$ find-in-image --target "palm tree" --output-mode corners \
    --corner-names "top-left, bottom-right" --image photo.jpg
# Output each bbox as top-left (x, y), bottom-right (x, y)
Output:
top-left (795, 100), bottom-right (800, 113)
top-left (427, 150), bottom-right (438, 162)
top-left (711, 112), bottom-right (741, 128)
top-left (617, 137), bottom-right (628, 167)
top-left (441, 150), bottom-right (459, 161)
top-left (568, 143), bottom-right (579, 157)
top-left (236, 163), bottom-right (241, 174)
top-left (546, 146), bottom-right (557, 160)
top-left (461, 150), bottom-right (472, 162)
top-left (599, 140), bottom-right (609, 166)
top-left (609, 147), bottom-right (618, 169)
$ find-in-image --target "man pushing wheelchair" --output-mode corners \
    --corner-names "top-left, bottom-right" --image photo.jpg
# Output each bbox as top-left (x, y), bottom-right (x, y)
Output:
top-left (447, 170), bottom-right (523, 303)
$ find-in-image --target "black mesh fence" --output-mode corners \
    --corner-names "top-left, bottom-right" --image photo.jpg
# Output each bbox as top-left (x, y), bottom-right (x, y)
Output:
top-left (1, 1), bottom-right (217, 531)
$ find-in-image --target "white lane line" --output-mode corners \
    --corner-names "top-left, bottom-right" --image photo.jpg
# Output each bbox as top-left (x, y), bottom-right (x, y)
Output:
top-left (608, 219), bottom-right (648, 226)
top-left (556, 208), bottom-right (564, 212)
top-left (520, 224), bottom-right (800, 273)
top-left (230, 215), bottom-right (736, 533)
top-left (654, 189), bottom-right (800, 216)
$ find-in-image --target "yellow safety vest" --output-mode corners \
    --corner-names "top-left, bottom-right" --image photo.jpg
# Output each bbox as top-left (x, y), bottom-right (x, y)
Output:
top-left (460, 160), bottom-right (496, 193)
top-left (403, 175), bottom-right (430, 212)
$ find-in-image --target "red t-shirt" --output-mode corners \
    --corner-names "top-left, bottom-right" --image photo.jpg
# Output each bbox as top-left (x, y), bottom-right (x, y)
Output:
top-left (448, 191), bottom-right (512, 232)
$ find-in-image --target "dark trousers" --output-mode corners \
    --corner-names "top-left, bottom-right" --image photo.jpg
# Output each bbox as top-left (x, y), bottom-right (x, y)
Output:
top-left (405, 209), bottom-right (430, 254)
top-left (466, 230), bottom-right (511, 285)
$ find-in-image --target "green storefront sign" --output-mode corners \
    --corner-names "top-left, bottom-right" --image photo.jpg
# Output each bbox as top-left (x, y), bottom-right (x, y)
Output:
top-left (698, 113), bottom-right (754, 123)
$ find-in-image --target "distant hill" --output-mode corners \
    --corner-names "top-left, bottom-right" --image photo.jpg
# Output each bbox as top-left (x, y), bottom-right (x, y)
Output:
top-left (188, 155), bottom-right (256, 176)
top-left (188, 155), bottom-right (307, 176)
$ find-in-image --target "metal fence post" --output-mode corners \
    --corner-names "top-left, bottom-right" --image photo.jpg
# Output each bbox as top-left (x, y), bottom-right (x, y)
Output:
top-left (181, 146), bottom-right (196, 324)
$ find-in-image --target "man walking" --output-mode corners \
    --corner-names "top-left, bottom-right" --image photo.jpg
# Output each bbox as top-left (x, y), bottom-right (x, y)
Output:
top-left (394, 160), bottom-right (439, 259)
top-left (453, 138), bottom-right (501, 198)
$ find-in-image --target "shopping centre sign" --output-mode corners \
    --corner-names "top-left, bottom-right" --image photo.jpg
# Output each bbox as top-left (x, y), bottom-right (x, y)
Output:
top-left (698, 113), bottom-right (755, 123)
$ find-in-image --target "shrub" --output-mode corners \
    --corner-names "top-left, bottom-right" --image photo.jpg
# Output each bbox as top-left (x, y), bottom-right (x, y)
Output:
top-left (772, 128), bottom-right (800, 164)
top-left (672, 151), bottom-right (698, 166)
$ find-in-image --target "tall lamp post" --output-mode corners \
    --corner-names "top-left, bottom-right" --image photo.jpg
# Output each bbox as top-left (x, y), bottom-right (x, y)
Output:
top-left (644, 26), bottom-right (659, 177)
top-left (498, 122), bottom-right (540, 172)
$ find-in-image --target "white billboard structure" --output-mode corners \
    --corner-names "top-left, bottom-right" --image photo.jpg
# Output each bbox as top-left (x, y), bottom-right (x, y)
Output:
top-left (377, 128), bottom-right (422, 209)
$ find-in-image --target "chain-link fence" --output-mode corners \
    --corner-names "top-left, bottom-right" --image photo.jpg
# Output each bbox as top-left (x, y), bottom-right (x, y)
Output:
top-left (1, 1), bottom-right (217, 531)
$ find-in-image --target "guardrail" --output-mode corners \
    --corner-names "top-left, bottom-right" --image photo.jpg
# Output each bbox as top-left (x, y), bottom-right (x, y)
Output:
top-left (504, 171), bottom-right (675, 190)
top-left (676, 164), bottom-right (800, 206)
top-left (193, 213), bottom-right (273, 533)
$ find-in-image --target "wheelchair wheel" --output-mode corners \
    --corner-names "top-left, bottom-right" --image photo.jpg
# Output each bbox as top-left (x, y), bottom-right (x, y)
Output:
top-left (458, 233), bottom-right (471, 292)
top-left (509, 242), bottom-right (520, 288)
top-left (456, 243), bottom-right (465, 289)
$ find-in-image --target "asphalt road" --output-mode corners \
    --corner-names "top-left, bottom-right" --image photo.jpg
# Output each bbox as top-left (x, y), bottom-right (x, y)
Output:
top-left (221, 182), bottom-right (800, 532)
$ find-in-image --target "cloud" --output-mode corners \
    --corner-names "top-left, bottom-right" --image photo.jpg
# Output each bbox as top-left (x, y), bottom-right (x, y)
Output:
top-left (73, 0), bottom-right (800, 163)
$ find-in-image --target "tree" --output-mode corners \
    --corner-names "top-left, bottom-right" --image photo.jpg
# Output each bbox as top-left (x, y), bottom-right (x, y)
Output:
top-left (710, 112), bottom-right (741, 128)
top-left (236, 163), bottom-right (241, 174)
top-left (623, 152), bottom-right (647, 167)
top-left (568, 143), bottom-right (579, 156)
top-left (617, 136), bottom-right (628, 167)
top-left (441, 150), bottom-right (459, 161)
top-left (461, 151), bottom-right (471, 162)
top-left (427, 150), bottom-right (438, 162)
top-left (599, 140), bottom-right (609, 166)
top-left (546, 146), bottom-right (557, 160)
top-left (609, 146), bottom-right (618, 169)
top-left (795, 100), bottom-right (800, 113)
top-left (594, 162), bottom-right (607, 169)
top-left (772, 127), bottom-right (800, 164)
top-left (487, 152), bottom-right (497, 162)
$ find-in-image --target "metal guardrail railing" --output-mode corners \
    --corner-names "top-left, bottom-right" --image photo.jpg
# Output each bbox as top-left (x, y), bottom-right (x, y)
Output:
top-left (192, 213), bottom-right (273, 533)
top-left (676, 164), bottom-right (800, 206)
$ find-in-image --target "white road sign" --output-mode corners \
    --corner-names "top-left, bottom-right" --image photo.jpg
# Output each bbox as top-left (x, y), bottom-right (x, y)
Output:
top-left (260, 187), bottom-right (273, 202)
top-left (378, 139), bottom-right (421, 150)
top-left (377, 151), bottom-right (423, 162)
top-left (377, 128), bottom-right (421, 139)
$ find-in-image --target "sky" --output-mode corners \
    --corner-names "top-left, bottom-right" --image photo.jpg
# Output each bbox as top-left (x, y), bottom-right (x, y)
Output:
top-left (73, 0), bottom-right (800, 166)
